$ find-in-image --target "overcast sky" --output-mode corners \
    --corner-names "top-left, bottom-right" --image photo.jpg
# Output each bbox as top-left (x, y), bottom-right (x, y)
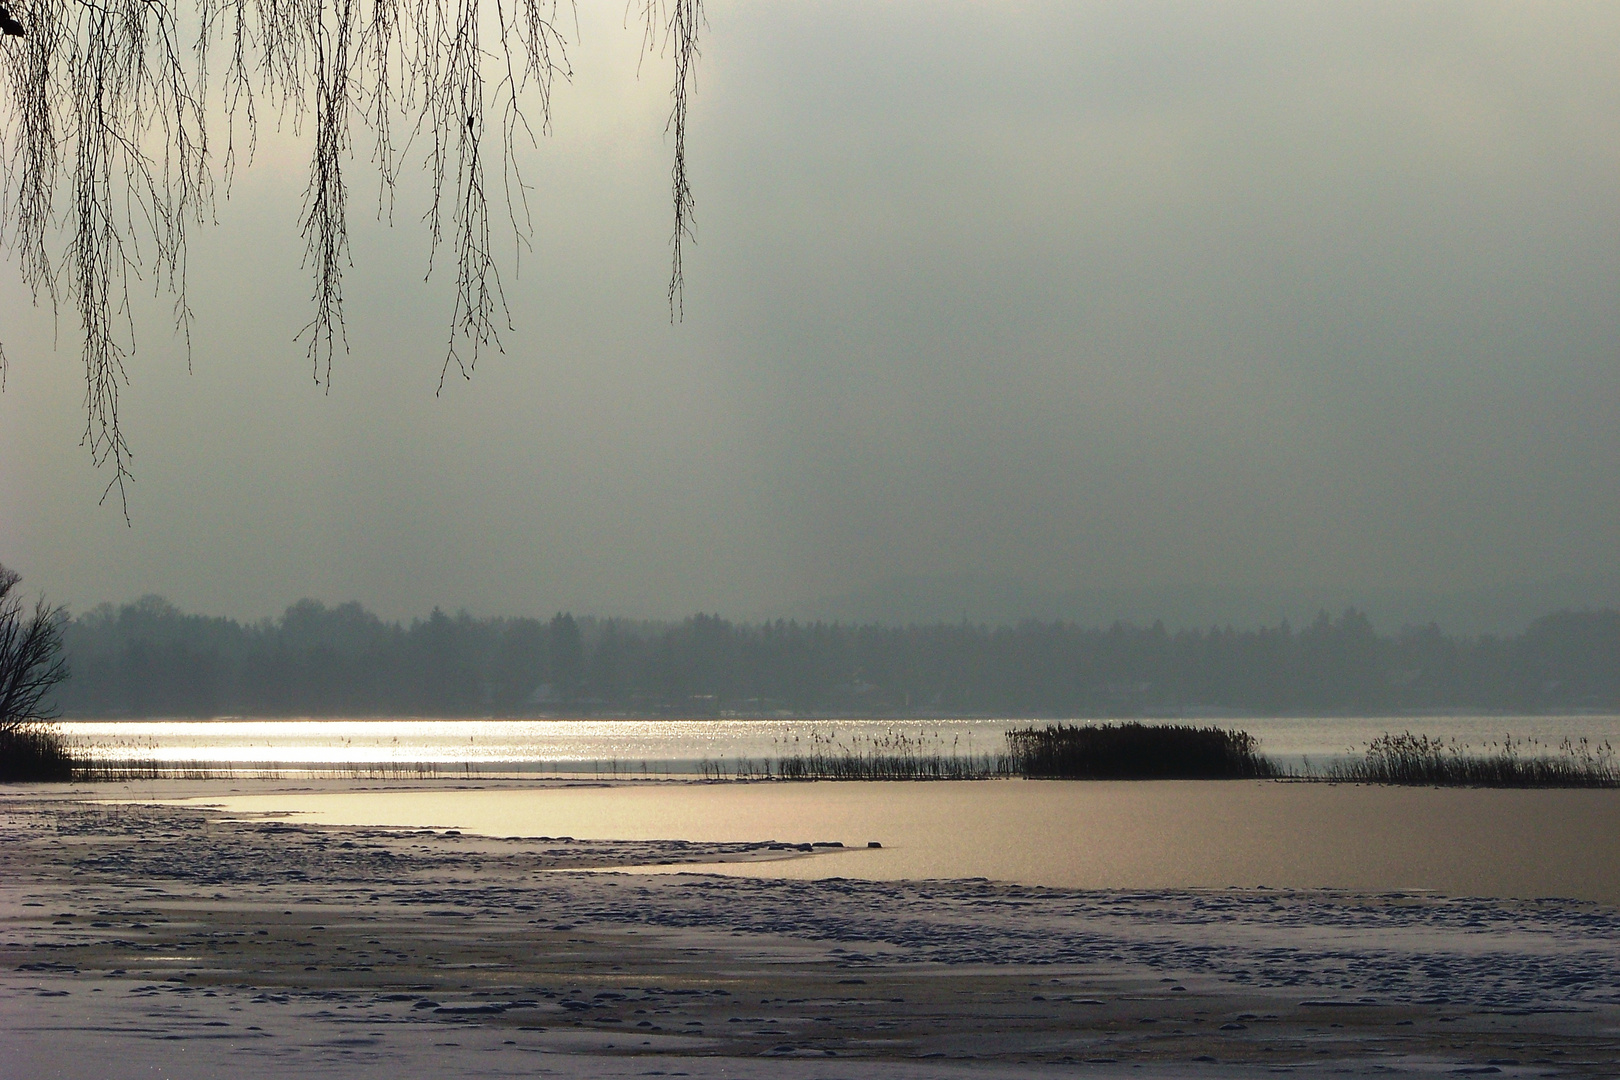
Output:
top-left (1, 1), bottom-right (1616, 624)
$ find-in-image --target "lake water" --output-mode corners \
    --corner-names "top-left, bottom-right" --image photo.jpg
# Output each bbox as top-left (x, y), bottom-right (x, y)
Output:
top-left (114, 715), bottom-right (1620, 903)
top-left (63, 714), bottom-right (1620, 773)
top-left (178, 780), bottom-right (1620, 905)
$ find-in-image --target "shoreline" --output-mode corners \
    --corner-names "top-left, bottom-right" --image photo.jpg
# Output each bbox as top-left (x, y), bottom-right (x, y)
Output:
top-left (5, 780), bottom-right (1620, 1077)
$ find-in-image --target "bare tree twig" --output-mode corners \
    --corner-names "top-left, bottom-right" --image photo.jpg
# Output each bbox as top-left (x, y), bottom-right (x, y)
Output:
top-left (630, 0), bottom-right (701, 321)
top-left (665, 0), bottom-right (698, 321)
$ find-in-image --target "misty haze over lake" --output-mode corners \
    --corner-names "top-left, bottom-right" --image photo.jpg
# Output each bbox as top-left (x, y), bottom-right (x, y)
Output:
top-left (2, 3), bottom-right (1615, 630)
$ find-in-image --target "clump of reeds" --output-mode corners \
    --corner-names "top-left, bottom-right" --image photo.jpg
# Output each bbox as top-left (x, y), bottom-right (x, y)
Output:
top-left (327, 761), bottom-right (442, 781)
top-left (72, 758), bottom-right (440, 781)
top-left (692, 724), bottom-right (1281, 782)
top-left (74, 757), bottom-right (228, 781)
top-left (700, 728), bottom-right (1011, 781)
top-left (1006, 722), bottom-right (1279, 780)
top-left (1324, 732), bottom-right (1619, 787)
top-left (0, 724), bottom-right (82, 781)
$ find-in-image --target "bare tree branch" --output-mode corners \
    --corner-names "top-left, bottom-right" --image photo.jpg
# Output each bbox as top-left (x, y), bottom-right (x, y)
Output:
top-left (631, 0), bottom-right (700, 321)
top-left (0, 0), bottom-right (698, 508)
top-left (0, 564), bottom-right (69, 731)
top-left (665, 0), bottom-right (698, 321)
top-left (296, 0), bottom-right (353, 384)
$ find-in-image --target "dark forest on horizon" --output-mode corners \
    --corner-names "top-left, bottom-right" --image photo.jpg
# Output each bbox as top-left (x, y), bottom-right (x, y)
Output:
top-left (49, 597), bottom-right (1619, 718)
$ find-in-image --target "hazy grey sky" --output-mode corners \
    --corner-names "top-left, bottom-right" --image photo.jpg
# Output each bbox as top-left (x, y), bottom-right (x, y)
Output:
top-left (2, 1), bottom-right (1616, 623)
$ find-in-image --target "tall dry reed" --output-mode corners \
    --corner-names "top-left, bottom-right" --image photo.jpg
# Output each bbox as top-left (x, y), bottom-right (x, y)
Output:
top-left (1323, 732), bottom-right (1618, 787)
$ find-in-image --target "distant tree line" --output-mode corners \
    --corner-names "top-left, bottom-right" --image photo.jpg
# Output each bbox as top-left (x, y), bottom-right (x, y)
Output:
top-left (50, 598), bottom-right (1619, 718)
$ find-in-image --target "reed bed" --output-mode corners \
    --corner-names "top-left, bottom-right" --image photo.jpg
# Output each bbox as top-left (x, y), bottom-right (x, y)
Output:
top-left (76, 758), bottom-right (223, 781)
top-left (39, 722), bottom-right (1620, 788)
top-left (72, 758), bottom-right (444, 782)
top-left (1322, 732), bottom-right (1618, 787)
top-left (1007, 722), bottom-right (1280, 780)
top-left (702, 724), bottom-right (1277, 781)
top-left (0, 724), bottom-right (82, 781)
top-left (698, 728), bottom-right (1011, 781)
top-left (592, 725), bottom-right (1620, 786)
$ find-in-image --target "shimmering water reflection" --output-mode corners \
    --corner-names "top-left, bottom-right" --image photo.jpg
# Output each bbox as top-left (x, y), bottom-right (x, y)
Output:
top-left (62, 714), bottom-right (1620, 773)
top-left (63, 718), bottom-right (1009, 772)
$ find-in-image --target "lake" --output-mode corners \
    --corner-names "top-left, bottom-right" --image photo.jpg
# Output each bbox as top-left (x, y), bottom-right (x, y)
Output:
top-left (97, 714), bottom-right (1620, 904)
top-left (60, 713), bottom-right (1620, 773)
top-left (174, 779), bottom-right (1620, 904)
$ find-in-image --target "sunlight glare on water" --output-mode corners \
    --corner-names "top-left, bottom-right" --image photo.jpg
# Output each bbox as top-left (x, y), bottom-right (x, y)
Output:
top-left (61, 715), bottom-right (1620, 772)
top-left (59, 718), bottom-right (1012, 770)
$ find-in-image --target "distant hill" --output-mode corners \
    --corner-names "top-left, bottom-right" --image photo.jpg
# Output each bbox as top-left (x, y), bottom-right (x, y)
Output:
top-left (49, 598), bottom-right (1620, 718)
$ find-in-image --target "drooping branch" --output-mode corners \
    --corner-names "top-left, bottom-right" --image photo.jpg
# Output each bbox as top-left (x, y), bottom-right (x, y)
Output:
top-left (297, 0), bottom-right (353, 383)
top-left (665, 0), bottom-right (698, 320)
top-left (633, 0), bottom-right (700, 321)
top-left (0, 0), bottom-right (699, 510)
top-left (426, 0), bottom-right (499, 388)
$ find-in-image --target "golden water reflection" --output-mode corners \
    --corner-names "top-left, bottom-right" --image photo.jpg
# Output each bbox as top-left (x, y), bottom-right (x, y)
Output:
top-left (173, 779), bottom-right (1620, 905)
